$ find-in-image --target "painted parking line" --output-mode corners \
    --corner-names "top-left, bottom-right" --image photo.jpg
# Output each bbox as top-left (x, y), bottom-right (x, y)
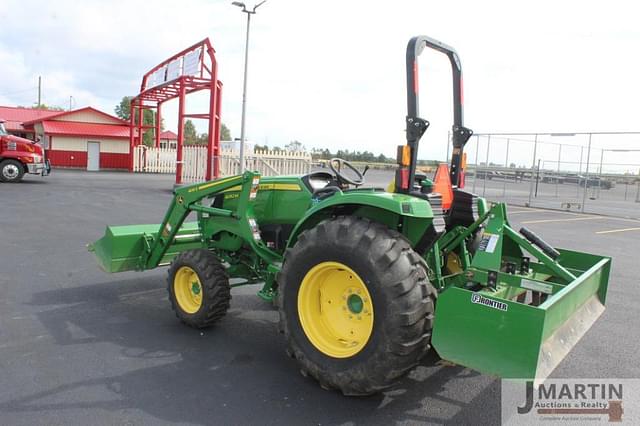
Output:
top-left (507, 208), bottom-right (589, 216)
top-left (508, 208), bottom-right (548, 214)
top-left (606, 217), bottom-right (640, 224)
top-left (595, 227), bottom-right (640, 235)
top-left (521, 216), bottom-right (605, 224)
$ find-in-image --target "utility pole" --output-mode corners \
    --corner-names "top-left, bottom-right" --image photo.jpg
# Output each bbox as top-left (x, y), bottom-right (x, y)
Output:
top-left (232, 0), bottom-right (268, 172)
top-left (37, 76), bottom-right (42, 106)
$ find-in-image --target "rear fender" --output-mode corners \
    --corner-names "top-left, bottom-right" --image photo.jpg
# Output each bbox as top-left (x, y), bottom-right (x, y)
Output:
top-left (286, 191), bottom-right (436, 249)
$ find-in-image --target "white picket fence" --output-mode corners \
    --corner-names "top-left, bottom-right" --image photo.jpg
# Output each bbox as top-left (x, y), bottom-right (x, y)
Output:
top-left (133, 146), bottom-right (311, 182)
top-left (218, 149), bottom-right (311, 177)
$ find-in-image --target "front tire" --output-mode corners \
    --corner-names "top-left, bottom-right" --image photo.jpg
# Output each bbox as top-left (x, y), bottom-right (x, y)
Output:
top-left (278, 216), bottom-right (436, 395)
top-left (0, 159), bottom-right (25, 183)
top-left (167, 249), bottom-right (231, 328)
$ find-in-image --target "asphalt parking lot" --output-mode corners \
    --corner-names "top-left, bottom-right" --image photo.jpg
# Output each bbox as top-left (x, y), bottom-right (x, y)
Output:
top-left (1, 170), bottom-right (639, 425)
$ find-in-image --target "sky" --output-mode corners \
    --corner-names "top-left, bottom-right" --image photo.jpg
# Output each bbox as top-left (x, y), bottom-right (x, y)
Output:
top-left (1, 0), bottom-right (639, 168)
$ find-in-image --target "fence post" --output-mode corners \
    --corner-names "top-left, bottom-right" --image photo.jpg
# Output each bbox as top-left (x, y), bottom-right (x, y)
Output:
top-left (597, 148), bottom-right (604, 199)
top-left (534, 159), bottom-right (541, 198)
top-left (527, 134), bottom-right (538, 207)
top-left (577, 146), bottom-right (584, 198)
top-left (482, 135), bottom-right (490, 197)
top-left (503, 138), bottom-right (510, 198)
top-left (581, 134), bottom-right (592, 213)
top-left (624, 180), bottom-right (629, 201)
top-left (555, 143), bottom-right (562, 197)
top-left (472, 135), bottom-right (480, 193)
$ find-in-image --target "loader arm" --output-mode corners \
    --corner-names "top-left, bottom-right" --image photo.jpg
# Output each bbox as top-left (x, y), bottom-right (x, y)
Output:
top-left (140, 175), bottom-right (245, 269)
top-left (89, 172), bottom-right (281, 273)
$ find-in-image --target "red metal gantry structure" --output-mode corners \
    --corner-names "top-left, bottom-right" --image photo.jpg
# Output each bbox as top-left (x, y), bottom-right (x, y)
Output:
top-left (129, 38), bottom-right (222, 183)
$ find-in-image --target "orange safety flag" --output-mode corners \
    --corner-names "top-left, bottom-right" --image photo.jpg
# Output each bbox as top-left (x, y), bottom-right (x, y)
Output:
top-left (433, 163), bottom-right (454, 210)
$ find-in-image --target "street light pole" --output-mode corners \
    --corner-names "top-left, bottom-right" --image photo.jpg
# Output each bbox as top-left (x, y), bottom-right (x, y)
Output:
top-left (232, 0), bottom-right (267, 173)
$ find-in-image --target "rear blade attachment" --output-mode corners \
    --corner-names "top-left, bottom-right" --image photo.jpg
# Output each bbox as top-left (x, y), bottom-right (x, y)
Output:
top-left (431, 203), bottom-right (611, 381)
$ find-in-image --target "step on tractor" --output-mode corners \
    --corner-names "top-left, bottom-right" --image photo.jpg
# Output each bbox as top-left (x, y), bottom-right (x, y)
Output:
top-left (90, 35), bottom-right (611, 395)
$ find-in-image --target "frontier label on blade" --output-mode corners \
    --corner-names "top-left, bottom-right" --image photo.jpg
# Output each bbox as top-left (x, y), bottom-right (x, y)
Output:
top-left (471, 293), bottom-right (508, 311)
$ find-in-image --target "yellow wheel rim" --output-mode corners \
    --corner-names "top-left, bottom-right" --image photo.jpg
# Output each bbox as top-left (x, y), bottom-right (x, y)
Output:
top-left (174, 266), bottom-right (203, 314)
top-left (297, 261), bottom-right (374, 358)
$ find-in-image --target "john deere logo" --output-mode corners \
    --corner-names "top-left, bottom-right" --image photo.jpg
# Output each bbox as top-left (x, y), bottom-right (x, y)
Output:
top-left (471, 293), bottom-right (508, 311)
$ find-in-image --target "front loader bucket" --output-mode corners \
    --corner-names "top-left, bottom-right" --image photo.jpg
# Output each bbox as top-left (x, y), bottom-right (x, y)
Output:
top-left (89, 222), bottom-right (202, 273)
top-left (431, 249), bottom-right (610, 380)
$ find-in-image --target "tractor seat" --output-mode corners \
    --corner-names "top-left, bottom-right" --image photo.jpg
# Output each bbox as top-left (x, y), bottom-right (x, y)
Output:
top-left (301, 171), bottom-right (336, 192)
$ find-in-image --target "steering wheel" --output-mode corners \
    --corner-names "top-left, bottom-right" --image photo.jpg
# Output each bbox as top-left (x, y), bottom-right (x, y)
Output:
top-left (329, 158), bottom-right (365, 186)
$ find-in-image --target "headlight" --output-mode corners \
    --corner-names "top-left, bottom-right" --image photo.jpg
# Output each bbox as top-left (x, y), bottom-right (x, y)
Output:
top-left (33, 155), bottom-right (42, 163)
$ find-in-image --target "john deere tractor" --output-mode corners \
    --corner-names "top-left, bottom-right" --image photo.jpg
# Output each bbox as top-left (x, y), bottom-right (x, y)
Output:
top-left (90, 35), bottom-right (611, 395)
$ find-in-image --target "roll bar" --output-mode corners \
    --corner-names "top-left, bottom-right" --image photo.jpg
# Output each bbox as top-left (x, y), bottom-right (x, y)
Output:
top-left (401, 35), bottom-right (473, 191)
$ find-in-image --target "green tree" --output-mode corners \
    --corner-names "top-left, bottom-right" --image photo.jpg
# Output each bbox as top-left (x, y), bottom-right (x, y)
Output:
top-left (221, 123), bottom-right (231, 141)
top-left (309, 147), bottom-right (394, 163)
top-left (188, 122), bottom-right (232, 146)
top-left (184, 120), bottom-right (198, 145)
top-left (115, 96), bottom-right (162, 146)
top-left (285, 140), bottom-right (304, 152)
top-left (20, 104), bottom-right (64, 111)
top-left (115, 96), bottom-right (133, 120)
top-left (194, 133), bottom-right (207, 146)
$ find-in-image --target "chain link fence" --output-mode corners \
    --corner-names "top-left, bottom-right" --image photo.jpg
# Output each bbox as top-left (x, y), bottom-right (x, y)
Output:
top-left (458, 132), bottom-right (640, 218)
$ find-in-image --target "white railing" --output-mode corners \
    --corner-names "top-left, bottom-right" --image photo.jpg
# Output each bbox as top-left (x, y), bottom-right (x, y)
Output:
top-left (218, 149), bottom-right (311, 177)
top-left (133, 146), bottom-right (312, 182)
top-left (133, 146), bottom-right (177, 173)
top-left (182, 145), bottom-right (208, 182)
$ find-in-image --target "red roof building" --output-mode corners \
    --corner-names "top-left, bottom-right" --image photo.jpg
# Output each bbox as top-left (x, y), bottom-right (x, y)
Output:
top-left (159, 130), bottom-right (178, 149)
top-left (0, 106), bottom-right (60, 137)
top-left (0, 106), bottom-right (131, 170)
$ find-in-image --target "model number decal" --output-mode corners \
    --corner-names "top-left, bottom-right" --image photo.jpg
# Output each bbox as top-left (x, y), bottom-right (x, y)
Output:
top-left (471, 293), bottom-right (508, 311)
top-left (478, 233), bottom-right (499, 253)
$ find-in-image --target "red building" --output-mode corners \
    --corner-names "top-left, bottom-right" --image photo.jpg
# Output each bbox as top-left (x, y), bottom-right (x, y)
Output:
top-left (159, 130), bottom-right (178, 149)
top-left (0, 106), bottom-right (59, 140)
top-left (0, 106), bottom-right (131, 170)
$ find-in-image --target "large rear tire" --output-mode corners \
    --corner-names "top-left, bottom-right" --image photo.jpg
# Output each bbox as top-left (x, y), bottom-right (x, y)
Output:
top-left (167, 249), bottom-right (231, 329)
top-left (278, 216), bottom-right (436, 395)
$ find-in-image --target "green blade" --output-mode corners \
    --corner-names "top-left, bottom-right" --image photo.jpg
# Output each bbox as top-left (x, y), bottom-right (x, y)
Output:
top-left (431, 254), bottom-right (610, 380)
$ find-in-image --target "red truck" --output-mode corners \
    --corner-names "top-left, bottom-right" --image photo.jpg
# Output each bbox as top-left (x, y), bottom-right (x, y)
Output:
top-left (0, 120), bottom-right (50, 182)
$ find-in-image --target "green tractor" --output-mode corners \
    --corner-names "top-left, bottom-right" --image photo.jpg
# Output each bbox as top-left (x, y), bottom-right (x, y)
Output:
top-left (90, 36), bottom-right (611, 395)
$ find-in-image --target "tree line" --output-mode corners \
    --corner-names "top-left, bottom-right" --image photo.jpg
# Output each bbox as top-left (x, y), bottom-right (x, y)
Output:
top-left (309, 148), bottom-right (439, 166)
top-left (114, 96), bottom-right (436, 165)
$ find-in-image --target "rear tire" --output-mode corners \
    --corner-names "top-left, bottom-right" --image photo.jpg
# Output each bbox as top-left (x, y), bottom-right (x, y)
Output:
top-left (278, 216), bottom-right (437, 395)
top-left (0, 159), bottom-right (25, 183)
top-left (167, 249), bottom-right (231, 329)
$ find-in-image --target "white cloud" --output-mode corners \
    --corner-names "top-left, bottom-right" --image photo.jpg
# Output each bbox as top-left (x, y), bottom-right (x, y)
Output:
top-left (1, 0), bottom-right (639, 163)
